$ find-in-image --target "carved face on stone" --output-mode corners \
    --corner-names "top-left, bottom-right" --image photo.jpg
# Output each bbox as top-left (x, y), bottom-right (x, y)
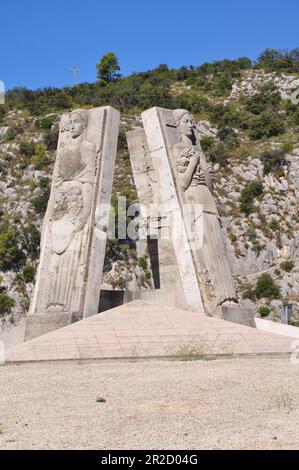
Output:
top-left (70, 112), bottom-right (87, 139)
top-left (177, 112), bottom-right (194, 140)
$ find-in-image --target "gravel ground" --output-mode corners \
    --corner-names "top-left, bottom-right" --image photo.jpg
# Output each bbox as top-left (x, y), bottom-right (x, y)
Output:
top-left (0, 356), bottom-right (299, 450)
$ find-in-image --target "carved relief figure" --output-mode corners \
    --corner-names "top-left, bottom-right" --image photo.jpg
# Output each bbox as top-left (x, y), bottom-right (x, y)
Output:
top-left (172, 109), bottom-right (237, 313)
top-left (28, 105), bottom-right (119, 336)
top-left (43, 110), bottom-right (96, 312)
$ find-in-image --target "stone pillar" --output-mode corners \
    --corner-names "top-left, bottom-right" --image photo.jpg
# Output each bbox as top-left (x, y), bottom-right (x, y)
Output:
top-left (142, 107), bottom-right (240, 318)
top-left (127, 129), bottom-right (187, 309)
top-left (26, 106), bottom-right (120, 340)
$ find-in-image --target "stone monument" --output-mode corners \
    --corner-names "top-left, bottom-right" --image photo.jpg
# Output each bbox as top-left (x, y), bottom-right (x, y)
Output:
top-left (127, 129), bottom-right (188, 309)
top-left (132, 107), bottom-right (245, 319)
top-left (26, 106), bottom-right (120, 339)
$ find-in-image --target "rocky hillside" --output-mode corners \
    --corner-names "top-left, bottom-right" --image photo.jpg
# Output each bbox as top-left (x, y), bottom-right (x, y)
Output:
top-left (1, 53), bottom-right (299, 329)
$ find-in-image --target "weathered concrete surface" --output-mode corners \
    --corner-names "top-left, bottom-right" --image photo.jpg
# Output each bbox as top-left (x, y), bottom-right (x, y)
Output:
top-left (256, 318), bottom-right (299, 338)
top-left (222, 305), bottom-right (256, 328)
top-left (27, 107), bottom-right (120, 340)
top-left (25, 313), bottom-right (80, 341)
top-left (0, 320), bottom-right (26, 350)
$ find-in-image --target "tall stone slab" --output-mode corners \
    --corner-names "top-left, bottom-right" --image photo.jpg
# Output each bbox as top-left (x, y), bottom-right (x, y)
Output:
top-left (140, 109), bottom-right (205, 315)
top-left (127, 129), bottom-right (187, 309)
top-left (142, 107), bottom-right (239, 317)
top-left (26, 106), bottom-right (120, 339)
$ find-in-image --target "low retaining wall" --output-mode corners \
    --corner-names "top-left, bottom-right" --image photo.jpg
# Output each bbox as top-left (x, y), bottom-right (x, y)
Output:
top-left (0, 320), bottom-right (26, 351)
top-left (255, 318), bottom-right (299, 338)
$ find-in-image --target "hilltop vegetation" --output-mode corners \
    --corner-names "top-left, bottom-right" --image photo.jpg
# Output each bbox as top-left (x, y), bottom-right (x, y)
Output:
top-left (3, 48), bottom-right (299, 115)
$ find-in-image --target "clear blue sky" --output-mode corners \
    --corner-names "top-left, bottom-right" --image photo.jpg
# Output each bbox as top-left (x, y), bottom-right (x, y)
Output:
top-left (1, 0), bottom-right (298, 90)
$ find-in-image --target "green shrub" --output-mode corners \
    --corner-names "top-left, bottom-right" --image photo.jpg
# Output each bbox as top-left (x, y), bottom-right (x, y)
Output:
top-left (0, 107), bottom-right (6, 124)
top-left (6, 86), bottom-right (73, 115)
top-left (280, 260), bottom-right (295, 273)
top-left (282, 142), bottom-right (293, 154)
top-left (245, 84), bottom-right (281, 115)
top-left (138, 257), bottom-right (151, 280)
top-left (22, 223), bottom-right (40, 260)
top-left (260, 149), bottom-right (286, 175)
top-left (209, 104), bottom-right (248, 130)
top-left (138, 257), bottom-right (147, 271)
top-left (248, 112), bottom-right (285, 140)
top-left (287, 109), bottom-right (299, 126)
top-left (31, 177), bottom-right (51, 214)
top-left (174, 92), bottom-right (209, 113)
top-left (208, 143), bottom-right (230, 167)
top-left (0, 159), bottom-right (8, 176)
top-left (254, 273), bottom-right (281, 299)
top-left (0, 221), bottom-right (25, 270)
top-left (240, 180), bottom-right (264, 215)
top-left (22, 265), bottom-right (36, 283)
top-left (259, 306), bottom-right (271, 317)
top-left (217, 127), bottom-right (239, 148)
top-left (200, 136), bottom-right (214, 150)
top-left (213, 74), bottom-right (233, 95)
top-left (18, 140), bottom-right (36, 158)
top-left (118, 128), bottom-right (128, 150)
top-left (31, 143), bottom-right (51, 170)
top-left (118, 243), bottom-right (130, 252)
top-left (0, 292), bottom-right (15, 316)
top-left (246, 226), bottom-right (257, 241)
top-left (228, 232), bottom-right (237, 242)
top-left (35, 116), bottom-right (55, 130)
top-left (245, 99), bottom-right (264, 116)
top-left (257, 48), bottom-right (299, 73)
top-left (242, 287), bottom-right (255, 300)
top-left (4, 126), bottom-right (21, 142)
top-left (269, 219), bottom-right (280, 231)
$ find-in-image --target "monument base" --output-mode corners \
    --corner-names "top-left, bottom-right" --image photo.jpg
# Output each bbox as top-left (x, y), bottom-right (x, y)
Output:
top-left (25, 312), bottom-right (82, 341)
top-left (222, 305), bottom-right (256, 328)
top-left (99, 288), bottom-right (188, 313)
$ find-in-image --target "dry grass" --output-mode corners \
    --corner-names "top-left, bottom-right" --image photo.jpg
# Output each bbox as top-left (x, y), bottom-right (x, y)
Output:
top-left (169, 336), bottom-right (236, 361)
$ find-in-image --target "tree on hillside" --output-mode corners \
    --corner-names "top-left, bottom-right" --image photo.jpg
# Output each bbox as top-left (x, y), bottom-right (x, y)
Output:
top-left (96, 52), bottom-right (121, 84)
top-left (257, 48), bottom-right (282, 65)
top-left (257, 48), bottom-right (299, 72)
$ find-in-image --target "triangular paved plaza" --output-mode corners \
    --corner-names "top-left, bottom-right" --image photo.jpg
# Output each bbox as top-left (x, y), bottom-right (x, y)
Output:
top-left (5, 301), bottom-right (295, 363)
